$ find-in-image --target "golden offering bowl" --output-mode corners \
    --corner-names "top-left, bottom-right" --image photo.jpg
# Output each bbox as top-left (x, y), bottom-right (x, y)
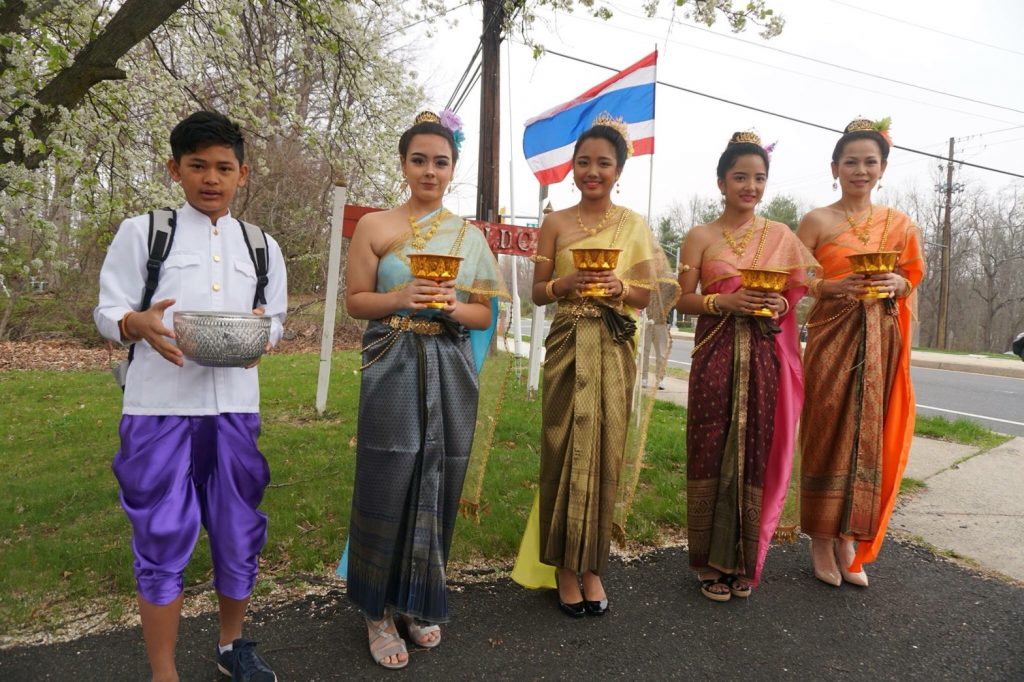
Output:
top-left (739, 268), bottom-right (789, 317)
top-left (847, 251), bottom-right (900, 299)
top-left (408, 253), bottom-right (463, 309)
top-left (571, 248), bottom-right (622, 298)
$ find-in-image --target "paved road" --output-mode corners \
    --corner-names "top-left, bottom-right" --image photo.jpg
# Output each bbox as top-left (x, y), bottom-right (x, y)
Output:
top-left (517, 319), bottom-right (1024, 436)
top-left (911, 367), bottom-right (1024, 437)
top-left (2, 540), bottom-right (1021, 680)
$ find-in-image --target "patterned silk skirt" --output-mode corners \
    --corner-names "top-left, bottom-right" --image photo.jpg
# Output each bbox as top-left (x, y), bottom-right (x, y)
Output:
top-left (687, 314), bottom-right (779, 577)
top-left (538, 308), bottom-right (635, 575)
top-left (346, 318), bottom-right (479, 623)
top-left (800, 299), bottom-right (900, 540)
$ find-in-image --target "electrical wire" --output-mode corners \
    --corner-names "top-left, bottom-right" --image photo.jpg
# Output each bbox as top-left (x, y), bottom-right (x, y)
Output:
top-left (602, 1), bottom-right (1024, 116)
top-left (824, 0), bottom-right (1024, 57)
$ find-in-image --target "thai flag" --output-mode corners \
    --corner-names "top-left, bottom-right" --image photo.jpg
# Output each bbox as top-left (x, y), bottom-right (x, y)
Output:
top-left (523, 51), bottom-right (656, 186)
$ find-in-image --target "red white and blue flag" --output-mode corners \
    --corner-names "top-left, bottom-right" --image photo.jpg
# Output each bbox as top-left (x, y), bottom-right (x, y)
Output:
top-left (523, 51), bottom-right (656, 186)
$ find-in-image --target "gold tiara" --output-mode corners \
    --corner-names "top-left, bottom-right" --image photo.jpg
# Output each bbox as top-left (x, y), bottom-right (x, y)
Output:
top-left (414, 111), bottom-right (441, 125)
top-left (843, 116), bottom-right (892, 144)
top-left (729, 131), bottom-right (762, 146)
top-left (591, 112), bottom-right (634, 158)
top-left (845, 118), bottom-right (875, 133)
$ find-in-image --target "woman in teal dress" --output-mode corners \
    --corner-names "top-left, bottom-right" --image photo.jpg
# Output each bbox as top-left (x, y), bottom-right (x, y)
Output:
top-left (341, 111), bottom-right (507, 670)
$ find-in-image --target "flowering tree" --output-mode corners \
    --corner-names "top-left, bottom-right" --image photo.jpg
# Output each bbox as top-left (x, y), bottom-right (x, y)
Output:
top-left (0, 0), bottom-right (421, 339)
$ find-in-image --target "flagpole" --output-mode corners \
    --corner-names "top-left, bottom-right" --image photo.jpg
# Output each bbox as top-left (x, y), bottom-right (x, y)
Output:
top-left (526, 185), bottom-right (549, 399)
top-left (507, 39), bottom-right (523, 358)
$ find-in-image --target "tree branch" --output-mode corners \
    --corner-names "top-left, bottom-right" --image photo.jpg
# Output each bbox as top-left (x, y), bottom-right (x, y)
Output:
top-left (0, 0), bottom-right (189, 187)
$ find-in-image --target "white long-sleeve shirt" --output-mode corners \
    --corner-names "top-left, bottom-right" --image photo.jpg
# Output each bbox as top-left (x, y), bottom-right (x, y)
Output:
top-left (95, 202), bottom-right (288, 415)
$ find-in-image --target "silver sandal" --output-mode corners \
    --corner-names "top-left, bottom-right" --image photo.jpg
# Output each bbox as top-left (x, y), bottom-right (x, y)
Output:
top-left (401, 614), bottom-right (442, 649)
top-left (367, 615), bottom-right (408, 670)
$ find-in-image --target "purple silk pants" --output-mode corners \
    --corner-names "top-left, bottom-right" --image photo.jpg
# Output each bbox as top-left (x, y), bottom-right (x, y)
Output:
top-left (112, 413), bottom-right (270, 605)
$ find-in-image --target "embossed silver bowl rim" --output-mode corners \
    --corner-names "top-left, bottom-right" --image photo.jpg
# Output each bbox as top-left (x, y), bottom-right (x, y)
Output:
top-left (172, 311), bottom-right (271, 368)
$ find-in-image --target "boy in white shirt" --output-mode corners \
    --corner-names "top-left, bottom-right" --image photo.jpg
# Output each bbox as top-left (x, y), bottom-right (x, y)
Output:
top-left (94, 111), bottom-right (286, 682)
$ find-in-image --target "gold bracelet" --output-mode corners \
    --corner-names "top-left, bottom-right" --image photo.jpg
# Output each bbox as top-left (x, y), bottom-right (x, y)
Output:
top-left (613, 280), bottom-right (630, 301)
top-left (118, 311), bottom-right (139, 342)
top-left (898, 275), bottom-right (913, 298)
top-left (710, 293), bottom-right (721, 315)
top-left (778, 296), bottom-right (790, 317)
top-left (545, 279), bottom-right (561, 302)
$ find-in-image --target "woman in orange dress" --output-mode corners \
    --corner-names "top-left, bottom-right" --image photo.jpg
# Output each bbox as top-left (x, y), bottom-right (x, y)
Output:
top-left (797, 118), bottom-right (924, 587)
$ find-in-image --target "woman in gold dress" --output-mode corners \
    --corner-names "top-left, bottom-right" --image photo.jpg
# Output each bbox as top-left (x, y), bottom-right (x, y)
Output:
top-left (528, 116), bottom-right (678, 616)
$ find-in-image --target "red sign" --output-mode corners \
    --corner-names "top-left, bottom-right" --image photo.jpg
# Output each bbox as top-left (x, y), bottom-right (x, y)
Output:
top-left (472, 220), bottom-right (538, 257)
top-left (342, 204), bottom-right (537, 257)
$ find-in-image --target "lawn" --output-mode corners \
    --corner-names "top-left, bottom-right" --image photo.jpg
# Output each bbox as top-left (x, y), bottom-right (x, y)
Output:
top-left (0, 351), bottom-right (689, 635)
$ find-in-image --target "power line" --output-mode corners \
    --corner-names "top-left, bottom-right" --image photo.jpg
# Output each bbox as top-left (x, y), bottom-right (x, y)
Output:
top-left (536, 46), bottom-right (1024, 180)
top-left (824, 0), bottom-right (1024, 57)
top-left (602, 1), bottom-right (1024, 117)
top-left (672, 22), bottom-right (1024, 117)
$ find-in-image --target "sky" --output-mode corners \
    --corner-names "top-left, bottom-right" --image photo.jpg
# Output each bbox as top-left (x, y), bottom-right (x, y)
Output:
top-left (399, 0), bottom-right (1024, 227)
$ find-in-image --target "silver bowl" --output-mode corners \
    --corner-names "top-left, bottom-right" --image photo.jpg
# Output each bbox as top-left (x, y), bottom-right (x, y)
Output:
top-left (173, 311), bottom-right (271, 368)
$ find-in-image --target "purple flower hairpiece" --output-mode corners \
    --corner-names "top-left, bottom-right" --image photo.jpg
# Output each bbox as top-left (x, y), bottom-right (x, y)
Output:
top-left (763, 141), bottom-right (777, 158)
top-left (439, 109), bottom-right (465, 152)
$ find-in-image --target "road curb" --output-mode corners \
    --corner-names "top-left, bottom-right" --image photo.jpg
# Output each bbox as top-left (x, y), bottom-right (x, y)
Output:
top-left (910, 355), bottom-right (1024, 380)
top-left (670, 330), bottom-right (1024, 379)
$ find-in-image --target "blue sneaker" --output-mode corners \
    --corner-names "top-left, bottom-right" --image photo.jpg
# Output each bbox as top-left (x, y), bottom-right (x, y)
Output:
top-left (216, 638), bottom-right (277, 682)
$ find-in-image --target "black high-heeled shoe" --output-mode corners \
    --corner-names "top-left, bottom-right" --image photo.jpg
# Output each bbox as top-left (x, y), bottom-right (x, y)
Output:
top-left (581, 574), bottom-right (609, 615)
top-left (583, 596), bottom-right (609, 615)
top-left (556, 574), bottom-right (586, 618)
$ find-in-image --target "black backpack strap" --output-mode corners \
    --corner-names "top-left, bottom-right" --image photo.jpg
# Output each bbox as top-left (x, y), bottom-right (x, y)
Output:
top-left (238, 219), bottom-right (269, 309)
top-left (127, 208), bottom-right (177, 368)
top-left (141, 208), bottom-right (177, 311)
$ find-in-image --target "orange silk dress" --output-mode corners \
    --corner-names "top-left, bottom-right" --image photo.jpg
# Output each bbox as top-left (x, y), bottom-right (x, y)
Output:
top-left (799, 208), bottom-right (924, 572)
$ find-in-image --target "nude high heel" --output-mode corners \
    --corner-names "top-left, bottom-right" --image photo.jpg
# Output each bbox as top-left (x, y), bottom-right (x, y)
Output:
top-left (811, 537), bottom-right (841, 587)
top-left (835, 539), bottom-right (869, 587)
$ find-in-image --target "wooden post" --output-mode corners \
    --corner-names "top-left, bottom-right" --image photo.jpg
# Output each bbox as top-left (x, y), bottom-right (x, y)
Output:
top-left (315, 181), bottom-right (348, 415)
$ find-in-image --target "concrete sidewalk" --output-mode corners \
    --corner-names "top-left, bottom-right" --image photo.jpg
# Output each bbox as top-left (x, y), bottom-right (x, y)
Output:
top-left (893, 436), bottom-right (1024, 581)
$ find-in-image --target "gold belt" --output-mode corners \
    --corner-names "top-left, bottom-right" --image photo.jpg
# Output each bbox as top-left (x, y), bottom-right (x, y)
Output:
top-left (382, 314), bottom-right (444, 335)
top-left (557, 300), bottom-right (604, 318)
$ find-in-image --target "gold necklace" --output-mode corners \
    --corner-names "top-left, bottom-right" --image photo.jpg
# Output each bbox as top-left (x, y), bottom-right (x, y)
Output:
top-left (844, 204), bottom-right (874, 245)
top-left (576, 203), bottom-right (616, 237)
top-left (409, 209), bottom-right (446, 250)
top-left (722, 217), bottom-right (757, 257)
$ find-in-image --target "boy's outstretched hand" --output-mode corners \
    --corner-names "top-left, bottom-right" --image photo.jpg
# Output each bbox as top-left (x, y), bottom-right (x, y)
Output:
top-left (122, 299), bottom-right (184, 367)
top-left (245, 307), bottom-right (273, 369)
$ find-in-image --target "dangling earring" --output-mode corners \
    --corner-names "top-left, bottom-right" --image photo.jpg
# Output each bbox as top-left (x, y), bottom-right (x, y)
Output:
top-left (832, 179), bottom-right (838, 191)
top-left (720, 194), bottom-right (727, 207)
top-left (877, 176), bottom-right (884, 190)
top-left (616, 183), bottom-right (621, 194)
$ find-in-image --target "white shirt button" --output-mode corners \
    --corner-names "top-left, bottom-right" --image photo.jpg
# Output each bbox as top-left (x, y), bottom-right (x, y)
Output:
top-left (213, 283), bottom-right (221, 292)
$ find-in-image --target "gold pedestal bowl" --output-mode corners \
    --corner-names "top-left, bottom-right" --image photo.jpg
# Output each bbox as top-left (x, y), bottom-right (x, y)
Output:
top-left (570, 248), bottom-right (622, 298)
top-left (738, 268), bottom-right (789, 317)
top-left (408, 253), bottom-right (464, 309)
top-left (847, 251), bottom-right (900, 299)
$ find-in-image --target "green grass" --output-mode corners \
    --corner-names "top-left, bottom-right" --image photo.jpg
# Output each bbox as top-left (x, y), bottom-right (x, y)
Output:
top-left (0, 352), bottom-right (692, 634)
top-left (914, 415), bottom-right (1012, 450)
top-left (900, 477), bottom-right (927, 494)
top-left (913, 346), bottom-right (1016, 360)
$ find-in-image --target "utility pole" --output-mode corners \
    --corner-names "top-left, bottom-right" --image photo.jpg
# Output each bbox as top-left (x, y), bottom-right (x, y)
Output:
top-left (936, 137), bottom-right (954, 349)
top-left (476, 0), bottom-right (503, 223)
